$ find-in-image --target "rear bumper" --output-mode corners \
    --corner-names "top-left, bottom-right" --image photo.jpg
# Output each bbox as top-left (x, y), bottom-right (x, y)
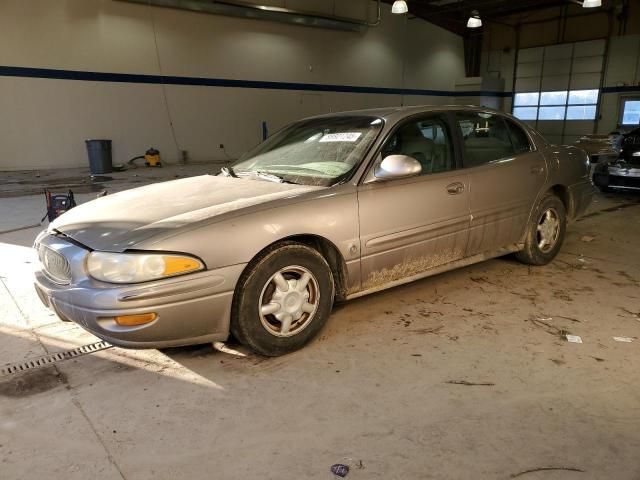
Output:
top-left (568, 180), bottom-right (595, 219)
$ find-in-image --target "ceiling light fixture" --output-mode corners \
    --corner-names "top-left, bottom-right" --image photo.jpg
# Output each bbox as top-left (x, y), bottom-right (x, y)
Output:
top-left (582, 0), bottom-right (601, 7)
top-left (466, 10), bottom-right (482, 28)
top-left (391, 0), bottom-right (409, 14)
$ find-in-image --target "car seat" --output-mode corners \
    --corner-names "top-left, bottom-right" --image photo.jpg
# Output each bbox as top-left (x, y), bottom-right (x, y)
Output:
top-left (398, 124), bottom-right (435, 173)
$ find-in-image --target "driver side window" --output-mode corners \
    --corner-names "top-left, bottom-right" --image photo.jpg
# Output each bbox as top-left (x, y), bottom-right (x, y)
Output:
top-left (381, 116), bottom-right (454, 175)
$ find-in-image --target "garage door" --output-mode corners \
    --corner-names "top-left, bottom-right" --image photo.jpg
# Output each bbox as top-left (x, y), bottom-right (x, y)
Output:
top-left (512, 39), bottom-right (606, 145)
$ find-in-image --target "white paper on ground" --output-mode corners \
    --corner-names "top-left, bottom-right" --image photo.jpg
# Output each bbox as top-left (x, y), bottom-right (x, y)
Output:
top-left (566, 335), bottom-right (583, 343)
top-left (613, 336), bottom-right (633, 343)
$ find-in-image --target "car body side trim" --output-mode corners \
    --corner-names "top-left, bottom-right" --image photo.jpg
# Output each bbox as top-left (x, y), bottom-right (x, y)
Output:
top-left (365, 216), bottom-right (470, 249)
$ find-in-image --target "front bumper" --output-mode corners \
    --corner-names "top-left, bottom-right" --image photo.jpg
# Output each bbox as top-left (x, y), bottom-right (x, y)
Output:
top-left (593, 165), bottom-right (640, 191)
top-left (33, 233), bottom-right (246, 348)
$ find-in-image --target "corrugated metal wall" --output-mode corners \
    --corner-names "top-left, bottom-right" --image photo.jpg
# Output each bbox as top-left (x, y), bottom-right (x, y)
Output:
top-left (514, 39), bottom-right (606, 144)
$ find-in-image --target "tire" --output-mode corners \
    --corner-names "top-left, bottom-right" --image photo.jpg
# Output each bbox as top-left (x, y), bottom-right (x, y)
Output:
top-left (516, 194), bottom-right (567, 266)
top-left (230, 242), bottom-right (334, 356)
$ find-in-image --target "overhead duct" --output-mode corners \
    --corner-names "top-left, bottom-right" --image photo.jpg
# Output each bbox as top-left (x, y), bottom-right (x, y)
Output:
top-left (118, 0), bottom-right (381, 32)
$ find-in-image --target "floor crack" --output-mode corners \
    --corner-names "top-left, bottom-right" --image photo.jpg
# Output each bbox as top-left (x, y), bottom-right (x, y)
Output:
top-left (71, 397), bottom-right (128, 480)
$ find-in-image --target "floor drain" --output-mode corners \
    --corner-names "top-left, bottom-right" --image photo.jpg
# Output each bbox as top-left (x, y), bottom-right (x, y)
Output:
top-left (1, 341), bottom-right (113, 376)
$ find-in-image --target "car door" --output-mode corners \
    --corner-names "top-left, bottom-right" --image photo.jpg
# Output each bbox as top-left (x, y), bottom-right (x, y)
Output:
top-left (453, 112), bottom-right (547, 256)
top-left (357, 113), bottom-right (471, 291)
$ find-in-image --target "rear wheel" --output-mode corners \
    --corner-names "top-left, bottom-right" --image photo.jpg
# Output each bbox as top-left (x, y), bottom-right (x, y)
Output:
top-left (516, 194), bottom-right (566, 266)
top-left (230, 242), bottom-right (334, 356)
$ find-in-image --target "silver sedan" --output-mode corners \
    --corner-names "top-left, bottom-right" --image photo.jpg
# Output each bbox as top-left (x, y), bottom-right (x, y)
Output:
top-left (34, 106), bottom-right (594, 356)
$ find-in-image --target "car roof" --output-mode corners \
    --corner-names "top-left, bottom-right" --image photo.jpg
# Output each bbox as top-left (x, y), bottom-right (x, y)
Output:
top-left (307, 105), bottom-right (510, 123)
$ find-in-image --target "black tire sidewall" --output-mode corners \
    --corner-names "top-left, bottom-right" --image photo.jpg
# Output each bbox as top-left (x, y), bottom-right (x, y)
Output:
top-left (231, 243), bottom-right (334, 356)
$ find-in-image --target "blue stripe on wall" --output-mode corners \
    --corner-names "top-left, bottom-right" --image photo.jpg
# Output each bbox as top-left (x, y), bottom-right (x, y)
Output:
top-left (0, 65), bottom-right (513, 98)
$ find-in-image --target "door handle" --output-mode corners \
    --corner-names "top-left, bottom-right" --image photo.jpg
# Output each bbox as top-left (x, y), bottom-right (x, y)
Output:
top-left (530, 166), bottom-right (544, 175)
top-left (446, 182), bottom-right (465, 195)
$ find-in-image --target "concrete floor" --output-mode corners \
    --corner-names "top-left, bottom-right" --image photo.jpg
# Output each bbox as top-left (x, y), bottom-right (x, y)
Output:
top-left (1, 170), bottom-right (639, 479)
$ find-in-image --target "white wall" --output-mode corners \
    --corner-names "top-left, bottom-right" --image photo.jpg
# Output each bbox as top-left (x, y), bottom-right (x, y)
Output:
top-left (0, 0), bottom-right (466, 170)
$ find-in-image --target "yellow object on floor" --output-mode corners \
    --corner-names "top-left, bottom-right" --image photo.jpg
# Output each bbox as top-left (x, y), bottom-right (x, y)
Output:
top-left (144, 147), bottom-right (161, 167)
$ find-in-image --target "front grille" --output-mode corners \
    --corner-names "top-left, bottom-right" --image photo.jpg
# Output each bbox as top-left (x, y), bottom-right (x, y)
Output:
top-left (38, 244), bottom-right (72, 284)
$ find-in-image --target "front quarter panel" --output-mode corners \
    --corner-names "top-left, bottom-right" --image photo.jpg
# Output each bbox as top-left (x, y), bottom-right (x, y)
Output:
top-left (135, 184), bottom-right (362, 293)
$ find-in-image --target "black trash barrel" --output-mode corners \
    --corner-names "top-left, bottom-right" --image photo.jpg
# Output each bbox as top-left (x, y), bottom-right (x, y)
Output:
top-left (85, 139), bottom-right (113, 174)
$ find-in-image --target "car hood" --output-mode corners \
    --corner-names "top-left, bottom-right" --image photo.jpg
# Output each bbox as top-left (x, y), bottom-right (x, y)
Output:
top-left (51, 175), bottom-right (324, 252)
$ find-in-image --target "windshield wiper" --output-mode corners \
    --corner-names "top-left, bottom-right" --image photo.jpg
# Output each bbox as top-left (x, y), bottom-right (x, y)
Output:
top-left (232, 169), bottom-right (297, 184)
top-left (220, 166), bottom-right (238, 178)
top-left (237, 170), bottom-right (294, 184)
top-left (254, 171), bottom-right (285, 183)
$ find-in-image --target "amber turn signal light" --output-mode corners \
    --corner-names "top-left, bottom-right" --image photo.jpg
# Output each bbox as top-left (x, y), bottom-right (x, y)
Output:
top-left (115, 312), bottom-right (157, 326)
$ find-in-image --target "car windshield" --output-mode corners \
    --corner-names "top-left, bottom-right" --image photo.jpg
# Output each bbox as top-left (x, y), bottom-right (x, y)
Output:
top-left (231, 115), bottom-right (384, 186)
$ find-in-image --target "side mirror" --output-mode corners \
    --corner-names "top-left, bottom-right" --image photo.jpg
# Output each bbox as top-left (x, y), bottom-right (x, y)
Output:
top-left (374, 155), bottom-right (422, 180)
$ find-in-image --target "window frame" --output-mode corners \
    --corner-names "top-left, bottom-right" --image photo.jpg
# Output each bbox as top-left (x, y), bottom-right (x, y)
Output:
top-left (362, 111), bottom-right (461, 184)
top-left (513, 89), bottom-right (600, 121)
top-left (540, 90), bottom-right (568, 106)
top-left (538, 105), bottom-right (567, 121)
top-left (565, 105), bottom-right (598, 121)
top-left (453, 111), bottom-right (536, 169)
top-left (618, 96), bottom-right (640, 127)
top-left (504, 118), bottom-right (534, 154)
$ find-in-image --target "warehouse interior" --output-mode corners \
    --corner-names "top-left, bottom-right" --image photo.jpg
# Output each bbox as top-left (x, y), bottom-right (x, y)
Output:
top-left (1, 0), bottom-right (640, 479)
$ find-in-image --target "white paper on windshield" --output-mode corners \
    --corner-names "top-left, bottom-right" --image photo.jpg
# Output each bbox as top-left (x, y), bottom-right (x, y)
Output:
top-left (319, 132), bottom-right (362, 143)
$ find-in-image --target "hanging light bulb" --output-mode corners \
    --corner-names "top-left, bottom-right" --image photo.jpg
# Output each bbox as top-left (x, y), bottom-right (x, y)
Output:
top-left (582, 0), bottom-right (601, 7)
top-left (391, 0), bottom-right (409, 14)
top-left (467, 10), bottom-right (482, 28)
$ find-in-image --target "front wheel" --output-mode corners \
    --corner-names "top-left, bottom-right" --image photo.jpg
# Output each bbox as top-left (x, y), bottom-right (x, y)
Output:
top-left (230, 242), bottom-right (334, 356)
top-left (516, 194), bottom-right (566, 266)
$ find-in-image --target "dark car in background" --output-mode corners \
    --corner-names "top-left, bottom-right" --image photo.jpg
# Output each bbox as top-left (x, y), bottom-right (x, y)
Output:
top-left (593, 127), bottom-right (640, 192)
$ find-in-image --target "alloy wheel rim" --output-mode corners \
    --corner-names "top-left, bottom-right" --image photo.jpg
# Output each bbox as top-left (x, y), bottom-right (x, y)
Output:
top-left (536, 207), bottom-right (560, 253)
top-left (258, 265), bottom-right (320, 338)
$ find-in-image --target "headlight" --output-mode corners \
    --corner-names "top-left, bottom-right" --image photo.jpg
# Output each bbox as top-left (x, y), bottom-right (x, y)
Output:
top-left (87, 252), bottom-right (204, 283)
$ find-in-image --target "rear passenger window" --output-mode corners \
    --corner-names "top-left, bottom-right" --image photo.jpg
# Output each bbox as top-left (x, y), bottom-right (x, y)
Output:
top-left (382, 116), bottom-right (454, 175)
top-left (456, 113), bottom-right (516, 167)
top-left (505, 120), bottom-right (532, 154)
